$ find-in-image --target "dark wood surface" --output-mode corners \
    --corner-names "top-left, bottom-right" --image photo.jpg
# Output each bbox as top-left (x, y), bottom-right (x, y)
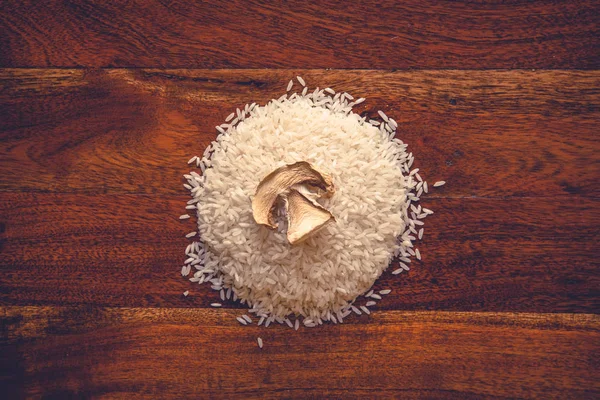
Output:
top-left (1, 69), bottom-right (598, 198)
top-left (1, 192), bottom-right (598, 312)
top-left (1, 2), bottom-right (599, 399)
top-left (2, 308), bottom-right (598, 399)
top-left (0, 1), bottom-right (599, 69)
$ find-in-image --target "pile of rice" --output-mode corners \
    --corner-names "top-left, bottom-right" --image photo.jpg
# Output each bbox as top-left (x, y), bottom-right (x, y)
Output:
top-left (181, 77), bottom-right (440, 328)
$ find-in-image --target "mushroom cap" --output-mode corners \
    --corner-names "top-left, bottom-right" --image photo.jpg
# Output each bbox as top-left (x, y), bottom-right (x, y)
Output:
top-left (252, 161), bottom-right (334, 229)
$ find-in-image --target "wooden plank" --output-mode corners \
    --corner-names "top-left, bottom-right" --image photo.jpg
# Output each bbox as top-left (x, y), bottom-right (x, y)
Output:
top-left (0, 1), bottom-right (598, 68)
top-left (1, 69), bottom-right (598, 197)
top-left (1, 307), bottom-right (598, 399)
top-left (1, 193), bottom-right (597, 312)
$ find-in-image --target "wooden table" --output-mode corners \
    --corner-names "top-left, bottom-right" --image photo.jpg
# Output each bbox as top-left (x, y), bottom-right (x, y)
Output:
top-left (1, 1), bottom-right (599, 398)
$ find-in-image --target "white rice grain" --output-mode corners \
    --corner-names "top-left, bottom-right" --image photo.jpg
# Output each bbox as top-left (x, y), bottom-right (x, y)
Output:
top-left (377, 110), bottom-right (389, 122)
top-left (180, 80), bottom-right (433, 327)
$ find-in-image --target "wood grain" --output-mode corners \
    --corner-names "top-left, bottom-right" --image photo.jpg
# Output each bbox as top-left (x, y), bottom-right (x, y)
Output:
top-left (2, 0), bottom-right (599, 397)
top-left (1, 307), bottom-right (598, 399)
top-left (0, 1), bottom-right (599, 69)
top-left (1, 192), bottom-right (597, 312)
top-left (1, 69), bottom-right (599, 198)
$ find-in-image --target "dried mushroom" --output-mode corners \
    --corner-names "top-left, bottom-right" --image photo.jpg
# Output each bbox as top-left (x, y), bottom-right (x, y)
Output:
top-left (283, 189), bottom-right (334, 244)
top-left (252, 162), bottom-right (335, 244)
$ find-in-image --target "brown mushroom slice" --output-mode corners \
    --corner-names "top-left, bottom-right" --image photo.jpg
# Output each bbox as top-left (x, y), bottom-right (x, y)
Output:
top-left (305, 164), bottom-right (335, 198)
top-left (252, 162), bottom-right (334, 229)
top-left (289, 183), bottom-right (321, 207)
top-left (290, 180), bottom-right (334, 205)
top-left (283, 189), bottom-right (335, 245)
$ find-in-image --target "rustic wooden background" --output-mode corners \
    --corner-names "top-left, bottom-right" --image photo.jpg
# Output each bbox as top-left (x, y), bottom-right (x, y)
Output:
top-left (1, 1), bottom-right (599, 398)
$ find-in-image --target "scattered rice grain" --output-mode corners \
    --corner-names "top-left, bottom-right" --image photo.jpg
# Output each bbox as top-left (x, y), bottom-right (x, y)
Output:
top-left (181, 79), bottom-right (435, 328)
